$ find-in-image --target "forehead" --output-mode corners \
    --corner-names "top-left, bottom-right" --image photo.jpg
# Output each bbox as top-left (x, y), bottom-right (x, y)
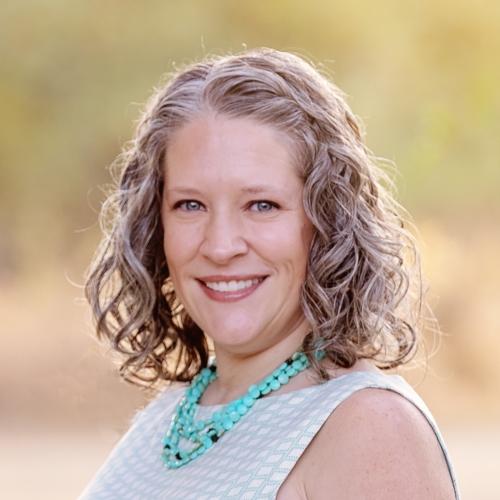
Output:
top-left (164, 114), bottom-right (301, 187)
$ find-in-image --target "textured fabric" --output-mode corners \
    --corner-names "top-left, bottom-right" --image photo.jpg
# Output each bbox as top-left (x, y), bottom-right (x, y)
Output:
top-left (78, 371), bottom-right (460, 499)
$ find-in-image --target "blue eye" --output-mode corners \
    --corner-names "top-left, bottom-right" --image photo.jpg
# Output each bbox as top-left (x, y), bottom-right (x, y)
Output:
top-left (174, 200), bottom-right (203, 211)
top-left (250, 200), bottom-right (279, 212)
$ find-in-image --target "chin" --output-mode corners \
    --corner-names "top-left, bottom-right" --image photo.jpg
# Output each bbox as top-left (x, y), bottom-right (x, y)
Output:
top-left (205, 322), bottom-right (262, 348)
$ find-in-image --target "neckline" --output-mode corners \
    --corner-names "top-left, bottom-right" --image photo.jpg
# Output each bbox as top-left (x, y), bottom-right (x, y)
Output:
top-left (187, 370), bottom-right (404, 413)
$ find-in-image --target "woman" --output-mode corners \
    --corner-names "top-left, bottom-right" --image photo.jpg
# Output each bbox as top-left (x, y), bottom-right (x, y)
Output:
top-left (80, 47), bottom-right (460, 499)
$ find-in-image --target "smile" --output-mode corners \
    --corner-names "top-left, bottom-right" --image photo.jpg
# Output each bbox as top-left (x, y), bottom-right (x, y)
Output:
top-left (197, 275), bottom-right (268, 302)
top-left (205, 278), bottom-right (262, 292)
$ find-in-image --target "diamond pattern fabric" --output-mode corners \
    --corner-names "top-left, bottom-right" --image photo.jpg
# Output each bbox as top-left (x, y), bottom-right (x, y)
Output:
top-left (78, 371), bottom-right (460, 499)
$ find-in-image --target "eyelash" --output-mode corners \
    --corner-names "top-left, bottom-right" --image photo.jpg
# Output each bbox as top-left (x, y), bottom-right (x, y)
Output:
top-left (172, 200), bottom-right (280, 212)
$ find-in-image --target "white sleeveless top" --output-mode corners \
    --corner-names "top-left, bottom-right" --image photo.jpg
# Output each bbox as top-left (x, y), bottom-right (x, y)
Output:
top-left (78, 371), bottom-right (461, 499)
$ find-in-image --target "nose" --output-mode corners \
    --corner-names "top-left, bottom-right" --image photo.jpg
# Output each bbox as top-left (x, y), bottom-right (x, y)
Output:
top-left (200, 210), bottom-right (248, 264)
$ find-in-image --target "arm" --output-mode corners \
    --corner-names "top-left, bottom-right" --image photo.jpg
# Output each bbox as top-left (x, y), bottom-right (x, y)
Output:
top-left (302, 388), bottom-right (456, 499)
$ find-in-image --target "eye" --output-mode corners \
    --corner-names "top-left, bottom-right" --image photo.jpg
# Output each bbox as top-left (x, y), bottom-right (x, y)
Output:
top-left (249, 200), bottom-right (280, 212)
top-left (173, 200), bottom-right (204, 211)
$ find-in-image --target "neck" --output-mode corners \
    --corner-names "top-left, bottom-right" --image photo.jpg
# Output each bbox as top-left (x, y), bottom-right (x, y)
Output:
top-left (205, 321), bottom-right (312, 405)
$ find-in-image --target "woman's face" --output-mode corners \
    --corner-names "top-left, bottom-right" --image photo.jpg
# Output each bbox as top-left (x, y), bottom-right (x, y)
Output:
top-left (161, 113), bottom-right (313, 354)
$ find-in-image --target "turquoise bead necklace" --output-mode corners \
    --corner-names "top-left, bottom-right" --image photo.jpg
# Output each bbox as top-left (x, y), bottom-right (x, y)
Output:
top-left (161, 348), bottom-right (326, 469)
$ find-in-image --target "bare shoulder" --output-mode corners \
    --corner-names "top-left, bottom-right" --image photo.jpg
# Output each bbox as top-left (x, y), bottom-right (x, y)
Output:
top-left (301, 387), bottom-right (456, 500)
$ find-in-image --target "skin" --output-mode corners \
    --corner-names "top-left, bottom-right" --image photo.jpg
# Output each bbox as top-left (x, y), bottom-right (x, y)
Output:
top-left (277, 389), bottom-right (456, 499)
top-left (161, 112), bottom-right (316, 403)
top-left (160, 112), bottom-right (456, 499)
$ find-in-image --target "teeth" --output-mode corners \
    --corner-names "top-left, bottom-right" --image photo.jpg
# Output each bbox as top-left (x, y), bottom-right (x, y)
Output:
top-left (205, 278), bottom-right (262, 292)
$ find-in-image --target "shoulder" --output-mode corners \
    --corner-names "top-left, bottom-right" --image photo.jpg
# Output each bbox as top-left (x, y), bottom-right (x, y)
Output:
top-left (129, 384), bottom-right (186, 427)
top-left (301, 387), bottom-right (456, 499)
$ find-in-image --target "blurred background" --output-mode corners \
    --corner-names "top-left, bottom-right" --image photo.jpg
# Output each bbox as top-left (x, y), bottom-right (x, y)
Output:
top-left (1, 0), bottom-right (498, 498)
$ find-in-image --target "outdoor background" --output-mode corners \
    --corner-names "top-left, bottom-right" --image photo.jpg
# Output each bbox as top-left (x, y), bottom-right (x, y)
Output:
top-left (1, 1), bottom-right (499, 498)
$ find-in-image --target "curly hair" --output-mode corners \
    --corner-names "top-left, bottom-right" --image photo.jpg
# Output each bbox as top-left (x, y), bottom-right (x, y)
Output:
top-left (84, 47), bottom-right (425, 390)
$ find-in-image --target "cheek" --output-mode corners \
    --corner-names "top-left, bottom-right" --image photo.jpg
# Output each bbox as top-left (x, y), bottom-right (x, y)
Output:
top-left (163, 235), bottom-right (189, 306)
top-left (257, 219), bottom-right (311, 273)
top-left (162, 224), bottom-right (183, 273)
top-left (162, 221), bottom-right (200, 279)
top-left (300, 220), bottom-right (314, 262)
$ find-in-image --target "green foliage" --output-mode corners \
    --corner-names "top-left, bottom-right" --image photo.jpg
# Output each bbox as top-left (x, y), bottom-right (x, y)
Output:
top-left (1, 0), bottom-right (499, 275)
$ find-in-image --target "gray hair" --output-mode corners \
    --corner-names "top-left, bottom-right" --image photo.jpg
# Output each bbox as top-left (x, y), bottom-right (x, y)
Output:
top-left (84, 47), bottom-right (425, 389)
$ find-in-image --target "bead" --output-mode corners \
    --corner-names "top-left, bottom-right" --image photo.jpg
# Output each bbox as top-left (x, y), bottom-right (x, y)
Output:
top-left (248, 384), bottom-right (260, 399)
top-left (226, 401), bottom-right (239, 413)
top-left (236, 402), bottom-right (248, 415)
top-left (242, 395), bottom-right (255, 407)
top-left (257, 382), bottom-right (268, 393)
top-left (269, 378), bottom-right (281, 390)
top-left (315, 349), bottom-right (326, 360)
top-left (201, 435), bottom-right (213, 448)
top-left (229, 410), bottom-right (240, 422)
top-left (222, 416), bottom-right (234, 430)
top-left (261, 384), bottom-right (272, 395)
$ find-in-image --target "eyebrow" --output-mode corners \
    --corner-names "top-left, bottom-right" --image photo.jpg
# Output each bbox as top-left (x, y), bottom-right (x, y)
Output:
top-left (166, 185), bottom-right (285, 196)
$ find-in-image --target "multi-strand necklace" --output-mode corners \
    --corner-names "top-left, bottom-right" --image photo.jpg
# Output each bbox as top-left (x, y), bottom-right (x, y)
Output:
top-left (161, 348), bottom-right (326, 469)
